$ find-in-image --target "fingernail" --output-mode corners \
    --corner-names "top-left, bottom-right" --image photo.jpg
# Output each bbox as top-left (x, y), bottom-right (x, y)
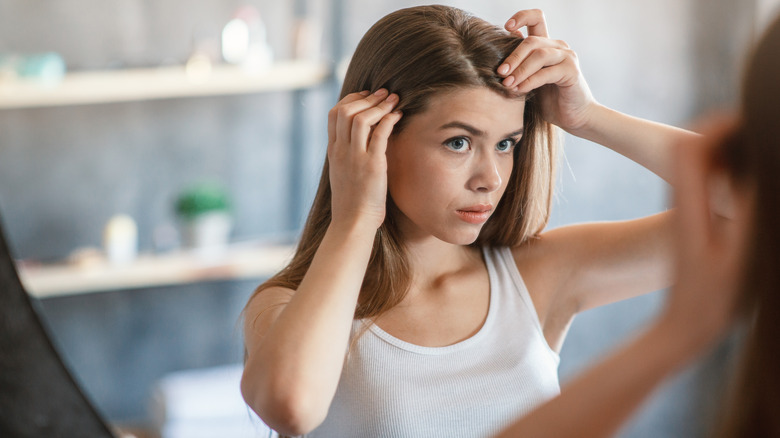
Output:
top-left (505, 19), bottom-right (516, 29)
top-left (386, 93), bottom-right (398, 104)
top-left (360, 90), bottom-right (370, 96)
top-left (374, 88), bottom-right (388, 97)
top-left (498, 64), bottom-right (510, 76)
top-left (503, 76), bottom-right (515, 87)
top-left (393, 110), bottom-right (402, 115)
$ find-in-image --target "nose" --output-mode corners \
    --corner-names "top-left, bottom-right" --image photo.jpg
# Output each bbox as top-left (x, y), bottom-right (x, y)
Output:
top-left (467, 150), bottom-right (502, 193)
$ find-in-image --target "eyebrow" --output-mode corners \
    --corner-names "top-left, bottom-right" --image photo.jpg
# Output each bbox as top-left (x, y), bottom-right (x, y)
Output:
top-left (439, 121), bottom-right (524, 138)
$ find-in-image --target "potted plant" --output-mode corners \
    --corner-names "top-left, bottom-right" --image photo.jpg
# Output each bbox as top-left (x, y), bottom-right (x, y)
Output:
top-left (175, 183), bottom-right (233, 258)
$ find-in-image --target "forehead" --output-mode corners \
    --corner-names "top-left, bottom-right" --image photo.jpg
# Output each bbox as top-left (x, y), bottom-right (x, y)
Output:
top-left (406, 87), bottom-right (526, 133)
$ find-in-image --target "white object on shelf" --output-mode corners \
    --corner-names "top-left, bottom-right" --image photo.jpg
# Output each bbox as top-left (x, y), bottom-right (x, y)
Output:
top-left (103, 214), bottom-right (139, 265)
top-left (0, 60), bottom-right (329, 109)
top-left (17, 243), bottom-right (294, 298)
top-left (222, 5), bottom-right (274, 73)
top-left (0, 52), bottom-right (67, 86)
top-left (181, 211), bottom-right (233, 261)
top-left (149, 363), bottom-right (273, 438)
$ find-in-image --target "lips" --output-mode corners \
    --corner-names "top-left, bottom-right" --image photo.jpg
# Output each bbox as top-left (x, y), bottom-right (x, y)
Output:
top-left (456, 204), bottom-right (493, 224)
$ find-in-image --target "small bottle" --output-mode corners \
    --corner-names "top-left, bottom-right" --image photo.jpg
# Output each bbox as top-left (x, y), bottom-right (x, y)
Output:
top-left (103, 214), bottom-right (139, 265)
top-left (221, 5), bottom-right (273, 72)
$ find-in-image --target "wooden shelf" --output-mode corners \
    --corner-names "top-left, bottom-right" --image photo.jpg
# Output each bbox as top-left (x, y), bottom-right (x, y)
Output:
top-left (17, 243), bottom-right (295, 298)
top-left (0, 59), bottom-right (330, 109)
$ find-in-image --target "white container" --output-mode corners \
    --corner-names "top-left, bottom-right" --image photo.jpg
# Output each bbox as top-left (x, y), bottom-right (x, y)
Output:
top-left (103, 215), bottom-right (138, 265)
top-left (181, 211), bottom-right (232, 259)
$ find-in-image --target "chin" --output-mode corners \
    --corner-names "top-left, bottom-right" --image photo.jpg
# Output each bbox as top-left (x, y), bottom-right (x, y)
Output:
top-left (436, 226), bottom-right (483, 246)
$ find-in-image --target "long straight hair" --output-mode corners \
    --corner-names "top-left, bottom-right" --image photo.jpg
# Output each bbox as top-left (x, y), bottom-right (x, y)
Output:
top-left (250, 5), bottom-right (557, 320)
top-left (716, 14), bottom-right (780, 438)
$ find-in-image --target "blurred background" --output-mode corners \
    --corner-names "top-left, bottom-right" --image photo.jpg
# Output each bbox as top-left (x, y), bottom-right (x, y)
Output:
top-left (0, 0), bottom-right (777, 436)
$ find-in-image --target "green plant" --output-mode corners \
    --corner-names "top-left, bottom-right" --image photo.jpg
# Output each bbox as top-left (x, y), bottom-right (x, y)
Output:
top-left (175, 183), bottom-right (231, 220)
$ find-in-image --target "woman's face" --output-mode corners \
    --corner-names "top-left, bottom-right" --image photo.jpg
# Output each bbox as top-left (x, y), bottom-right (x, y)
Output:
top-left (386, 87), bottom-right (525, 245)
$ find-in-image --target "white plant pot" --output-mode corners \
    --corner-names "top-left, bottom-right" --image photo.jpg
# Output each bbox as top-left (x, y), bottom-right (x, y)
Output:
top-left (182, 211), bottom-right (232, 259)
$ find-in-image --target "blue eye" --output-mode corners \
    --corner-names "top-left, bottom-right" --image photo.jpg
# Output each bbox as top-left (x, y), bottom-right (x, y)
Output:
top-left (497, 138), bottom-right (517, 152)
top-left (444, 136), bottom-right (470, 152)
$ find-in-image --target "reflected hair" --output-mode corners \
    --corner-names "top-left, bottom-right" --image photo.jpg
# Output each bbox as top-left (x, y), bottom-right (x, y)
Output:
top-left (716, 13), bottom-right (780, 438)
top-left (248, 5), bottom-right (557, 321)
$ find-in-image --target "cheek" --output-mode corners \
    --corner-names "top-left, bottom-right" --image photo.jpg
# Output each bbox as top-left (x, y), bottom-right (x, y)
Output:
top-left (388, 157), bottom-right (434, 197)
top-left (386, 148), bottom-right (411, 195)
top-left (489, 154), bottom-right (515, 199)
top-left (387, 141), bottom-right (433, 189)
top-left (500, 157), bottom-right (515, 188)
top-left (387, 155), bottom-right (454, 213)
top-left (385, 142), bottom-right (403, 189)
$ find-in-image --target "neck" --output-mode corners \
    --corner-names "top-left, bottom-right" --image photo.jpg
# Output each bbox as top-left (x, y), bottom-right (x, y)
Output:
top-left (401, 233), bottom-right (481, 290)
top-left (388, 204), bottom-right (484, 291)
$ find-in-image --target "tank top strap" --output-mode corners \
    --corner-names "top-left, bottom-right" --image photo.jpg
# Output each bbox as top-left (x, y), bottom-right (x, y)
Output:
top-left (482, 246), bottom-right (559, 363)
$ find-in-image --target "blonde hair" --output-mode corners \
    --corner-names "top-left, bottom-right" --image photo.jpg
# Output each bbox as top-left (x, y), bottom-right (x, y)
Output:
top-left (249, 5), bottom-right (557, 320)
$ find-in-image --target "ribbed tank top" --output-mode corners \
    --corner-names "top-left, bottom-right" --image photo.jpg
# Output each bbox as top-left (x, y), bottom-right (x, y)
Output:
top-left (302, 246), bottom-right (560, 438)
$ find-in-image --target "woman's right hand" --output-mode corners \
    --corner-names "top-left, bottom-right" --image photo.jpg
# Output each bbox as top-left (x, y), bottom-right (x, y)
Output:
top-left (241, 91), bottom-right (401, 434)
top-left (327, 89), bottom-right (402, 231)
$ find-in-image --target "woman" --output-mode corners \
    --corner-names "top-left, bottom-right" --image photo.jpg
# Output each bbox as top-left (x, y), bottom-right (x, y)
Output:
top-left (241, 6), bottom-right (693, 437)
top-left (495, 13), bottom-right (780, 438)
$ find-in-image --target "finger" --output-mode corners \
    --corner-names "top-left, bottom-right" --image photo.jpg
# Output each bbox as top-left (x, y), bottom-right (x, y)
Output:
top-left (367, 110), bottom-right (403, 157)
top-left (343, 90), bottom-right (371, 103)
top-left (334, 90), bottom-right (385, 145)
top-left (498, 36), bottom-right (569, 78)
top-left (502, 45), bottom-right (571, 87)
top-left (335, 89), bottom-right (389, 147)
top-left (511, 59), bottom-right (579, 93)
top-left (328, 91), bottom-right (369, 145)
top-left (350, 93), bottom-right (400, 152)
top-left (505, 9), bottom-right (549, 38)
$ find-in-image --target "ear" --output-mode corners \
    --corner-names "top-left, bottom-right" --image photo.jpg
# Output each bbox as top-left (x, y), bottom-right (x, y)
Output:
top-left (695, 116), bottom-right (753, 227)
top-left (707, 166), bottom-right (739, 220)
top-left (705, 152), bottom-right (755, 260)
top-left (692, 115), bottom-right (755, 279)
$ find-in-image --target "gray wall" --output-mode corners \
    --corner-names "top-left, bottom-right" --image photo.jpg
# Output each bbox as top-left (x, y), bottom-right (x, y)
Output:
top-left (0, 0), bottom-right (761, 433)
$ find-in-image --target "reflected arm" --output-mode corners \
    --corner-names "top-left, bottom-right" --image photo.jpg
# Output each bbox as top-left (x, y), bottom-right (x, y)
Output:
top-left (494, 318), bottom-right (712, 438)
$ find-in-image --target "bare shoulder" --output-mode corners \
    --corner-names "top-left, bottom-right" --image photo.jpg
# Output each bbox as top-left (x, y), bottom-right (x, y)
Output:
top-left (244, 286), bottom-right (295, 342)
top-left (511, 222), bottom-right (624, 291)
top-left (509, 234), bottom-right (571, 327)
top-left (510, 231), bottom-right (566, 266)
top-left (508, 213), bottom-right (672, 351)
top-left (510, 230), bottom-right (575, 287)
top-left (510, 222), bottom-right (601, 288)
top-left (513, 212), bottom-right (672, 314)
top-left (514, 214), bottom-right (671, 280)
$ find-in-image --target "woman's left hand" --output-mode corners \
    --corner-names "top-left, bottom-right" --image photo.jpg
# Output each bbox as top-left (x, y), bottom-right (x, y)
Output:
top-left (661, 115), bottom-right (750, 344)
top-left (498, 9), bottom-right (597, 133)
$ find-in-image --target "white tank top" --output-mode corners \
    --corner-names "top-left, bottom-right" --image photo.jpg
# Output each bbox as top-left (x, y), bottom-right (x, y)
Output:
top-left (302, 246), bottom-right (560, 438)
